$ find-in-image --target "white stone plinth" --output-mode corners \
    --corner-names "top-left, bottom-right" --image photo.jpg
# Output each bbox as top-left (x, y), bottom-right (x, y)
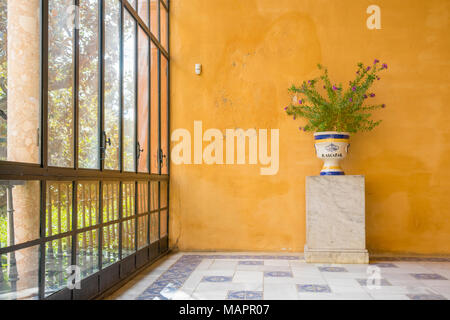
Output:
top-left (304, 175), bottom-right (369, 264)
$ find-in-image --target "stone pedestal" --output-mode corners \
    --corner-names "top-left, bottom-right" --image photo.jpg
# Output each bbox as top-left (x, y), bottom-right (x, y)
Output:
top-left (304, 175), bottom-right (369, 264)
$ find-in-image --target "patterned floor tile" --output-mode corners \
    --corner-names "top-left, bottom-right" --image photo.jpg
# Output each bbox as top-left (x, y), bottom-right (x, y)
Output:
top-left (356, 278), bottom-right (392, 286)
top-left (264, 271), bottom-right (293, 277)
top-left (410, 273), bottom-right (447, 280)
top-left (318, 266), bottom-right (348, 273)
top-left (115, 253), bottom-right (450, 301)
top-left (297, 284), bottom-right (331, 293)
top-left (246, 291), bottom-right (263, 300)
top-left (202, 276), bottom-right (233, 283)
top-left (227, 290), bottom-right (245, 300)
top-left (238, 261), bottom-right (264, 265)
top-left (372, 263), bottom-right (398, 268)
top-left (226, 290), bottom-right (263, 300)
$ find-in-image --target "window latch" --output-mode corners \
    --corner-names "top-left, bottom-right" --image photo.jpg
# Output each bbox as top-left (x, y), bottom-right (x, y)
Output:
top-left (159, 149), bottom-right (167, 166)
top-left (137, 142), bottom-right (144, 159)
top-left (101, 132), bottom-right (111, 160)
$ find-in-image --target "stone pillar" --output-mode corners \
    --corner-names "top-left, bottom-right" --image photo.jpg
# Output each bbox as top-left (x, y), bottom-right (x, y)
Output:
top-left (304, 175), bottom-right (369, 264)
top-left (6, 0), bottom-right (41, 294)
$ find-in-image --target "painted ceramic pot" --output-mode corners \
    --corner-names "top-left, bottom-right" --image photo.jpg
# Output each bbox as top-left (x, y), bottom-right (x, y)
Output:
top-left (314, 131), bottom-right (350, 176)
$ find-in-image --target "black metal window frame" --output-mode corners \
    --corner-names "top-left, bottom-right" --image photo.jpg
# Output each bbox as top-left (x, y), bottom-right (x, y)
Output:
top-left (0, 0), bottom-right (170, 300)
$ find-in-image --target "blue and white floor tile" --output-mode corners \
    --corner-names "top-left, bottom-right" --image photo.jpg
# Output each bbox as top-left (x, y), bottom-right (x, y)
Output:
top-left (105, 252), bottom-right (450, 300)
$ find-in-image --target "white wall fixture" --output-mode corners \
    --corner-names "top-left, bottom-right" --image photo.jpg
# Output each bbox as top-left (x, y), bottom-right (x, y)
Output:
top-left (195, 64), bottom-right (202, 75)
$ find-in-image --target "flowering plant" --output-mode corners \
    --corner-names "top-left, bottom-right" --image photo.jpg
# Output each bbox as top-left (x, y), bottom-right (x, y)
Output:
top-left (285, 60), bottom-right (388, 133)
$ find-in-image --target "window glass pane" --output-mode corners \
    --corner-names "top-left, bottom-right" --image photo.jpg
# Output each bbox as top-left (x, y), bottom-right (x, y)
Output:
top-left (45, 236), bottom-right (72, 297)
top-left (0, 0), bottom-right (41, 164)
top-left (137, 182), bottom-right (148, 249)
top-left (137, 181), bottom-right (148, 214)
top-left (138, 28), bottom-right (149, 172)
top-left (122, 182), bottom-right (136, 258)
top-left (79, 0), bottom-right (100, 169)
top-left (104, 0), bottom-right (121, 170)
top-left (102, 223), bottom-right (119, 268)
top-left (128, 0), bottom-right (136, 9)
top-left (0, 181), bottom-right (40, 248)
top-left (77, 182), bottom-right (99, 229)
top-left (77, 230), bottom-right (99, 279)
top-left (122, 181), bottom-right (135, 218)
top-left (46, 182), bottom-right (73, 237)
top-left (123, 10), bottom-right (136, 172)
top-left (160, 6), bottom-right (168, 49)
top-left (138, 0), bottom-right (149, 26)
top-left (48, 0), bottom-right (74, 167)
top-left (137, 215), bottom-right (148, 249)
top-left (150, 0), bottom-right (158, 37)
top-left (160, 209), bottom-right (167, 237)
top-left (160, 181), bottom-right (167, 209)
top-left (150, 181), bottom-right (158, 211)
top-left (103, 181), bottom-right (119, 223)
top-left (0, 245), bottom-right (39, 300)
top-left (150, 212), bottom-right (158, 243)
top-left (161, 56), bottom-right (168, 174)
top-left (150, 42), bottom-right (159, 173)
top-left (122, 218), bottom-right (135, 257)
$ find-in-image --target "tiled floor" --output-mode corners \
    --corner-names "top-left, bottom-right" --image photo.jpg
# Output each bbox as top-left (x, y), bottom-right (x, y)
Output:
top-left (105, 252), bottom-right (450, 300)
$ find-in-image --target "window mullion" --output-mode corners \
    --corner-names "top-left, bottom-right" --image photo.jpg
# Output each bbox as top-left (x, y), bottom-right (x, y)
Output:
top-left (74, 0), bottom-right (80, 170)
top-left (41, 0), bottom-right (49, 170)
top-left (38, 179), bottom-right (47, 299)
top-left (99, 0), bottom-right (106, 171)
top-left (119, 0), bottom-right (124, 173)
top-left (70, 180), bottom-right (77, 298)
top-left (134, 19), bottom-right (138, 173)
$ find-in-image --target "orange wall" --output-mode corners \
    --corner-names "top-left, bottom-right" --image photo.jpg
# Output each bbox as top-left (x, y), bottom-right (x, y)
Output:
top-left (168, 0), bottom-right (450, 254)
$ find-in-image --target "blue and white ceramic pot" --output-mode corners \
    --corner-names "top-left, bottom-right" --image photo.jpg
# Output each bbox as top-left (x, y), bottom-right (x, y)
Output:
top-left (314, 131), bottom-right (350, 176)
